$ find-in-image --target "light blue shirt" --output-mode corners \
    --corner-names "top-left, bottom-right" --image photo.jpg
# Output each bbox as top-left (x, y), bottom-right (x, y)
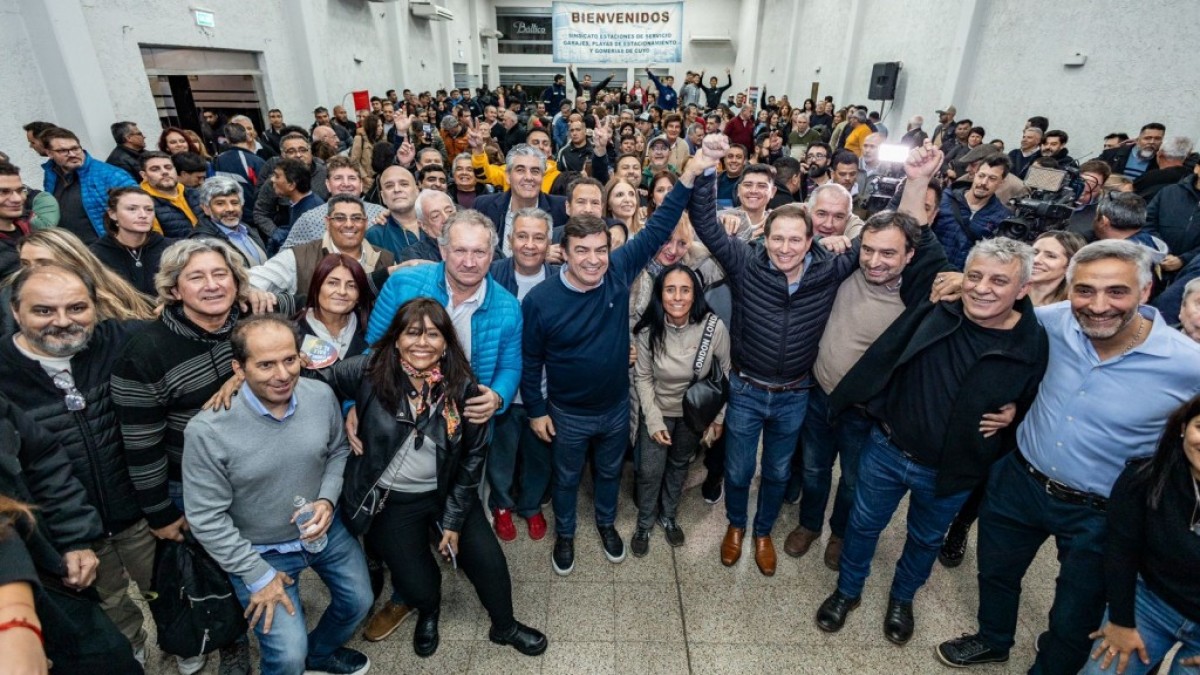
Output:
top-left (769, 252), bottom-right (813, 295)
top-left (238, 382), bottom-right (303, 592)
top-left (1018, 302), bottom-right (1200, 497)
top-left (225, 223), bottom-right (263, 265)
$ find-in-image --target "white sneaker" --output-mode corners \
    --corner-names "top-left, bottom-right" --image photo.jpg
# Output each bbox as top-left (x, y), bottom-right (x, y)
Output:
top-left (176, 654), bottom-right (208, 675)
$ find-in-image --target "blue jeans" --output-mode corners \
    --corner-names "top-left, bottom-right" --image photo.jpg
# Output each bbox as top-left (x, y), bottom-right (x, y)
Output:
top-left (723, 373), bottom-right (808, 537)
top-left (488, 404), bottom-right (552, 517)
top-left (1081, 578), bottom-right (1200, 675)
top-left (837, 426), bottom-right (971, 602)
top-left (797, 387), bottom-right (872, 538)
top-left (549, 401), bottom-right (628, 537)
top-left (229, 516), bottom-right (373, 675)
top-left (977, 451), bottom-right (1108, 675)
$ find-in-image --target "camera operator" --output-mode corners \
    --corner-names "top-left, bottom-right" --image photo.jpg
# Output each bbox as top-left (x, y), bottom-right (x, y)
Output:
top-left (1067, 160), bottom-right (1114, 234)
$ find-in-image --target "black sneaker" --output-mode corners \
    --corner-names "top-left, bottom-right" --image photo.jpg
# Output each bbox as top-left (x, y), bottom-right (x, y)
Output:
top-left (552, 536), bottom-right (575, 576)
top-left (936, 633), bottom-right (1010, 667)
top-left (701, 473), bottom-right (723, 504)
top-left (659, 517), bottom-right (686, 547)
top-left (597, 524), bottom-right (626, 563)
top-left (631, 528), bottom-right (651, 557)
top-left (305, 646), bottom-right (370, 675)
top-left (939, 521), bottom-right (971, 568)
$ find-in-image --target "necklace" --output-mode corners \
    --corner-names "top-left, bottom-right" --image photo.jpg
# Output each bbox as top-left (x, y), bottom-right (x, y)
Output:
top-left (1122, 315), bottom-right (1146, 355)
top-left (126, 245), bottom-right (144, 268)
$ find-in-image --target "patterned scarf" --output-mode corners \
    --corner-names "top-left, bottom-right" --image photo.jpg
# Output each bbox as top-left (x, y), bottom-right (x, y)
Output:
top-left (399, 359), bottom-right (461, 438)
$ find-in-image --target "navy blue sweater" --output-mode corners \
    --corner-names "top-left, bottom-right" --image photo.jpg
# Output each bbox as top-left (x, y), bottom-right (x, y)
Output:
top-left (520, 178), bottom-right (694, 417)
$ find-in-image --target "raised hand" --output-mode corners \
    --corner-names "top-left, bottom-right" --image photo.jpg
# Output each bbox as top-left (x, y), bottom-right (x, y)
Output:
top-left (690, 133), bottom-right (730, 175)
top-left (397, 139), bottom-right (416, 167)
top-left (465, 118), bottom-right (486, 152)
top-left (905, 140), bottom-right (943, 182)
top-left (592, 117), bottom-right (612, 153)
top-left (394, 109), bottom-right (412, 136)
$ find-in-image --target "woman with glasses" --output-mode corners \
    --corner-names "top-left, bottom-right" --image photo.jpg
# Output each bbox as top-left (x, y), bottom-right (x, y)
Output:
top-left (315, 298), bottom-right (547, 658)
top-left (90, 186), bottom-right (176, 296)
top-left (296, 253), bottom-right (374, 368)
top-left (1082, 395), bottom-right (1200, 674)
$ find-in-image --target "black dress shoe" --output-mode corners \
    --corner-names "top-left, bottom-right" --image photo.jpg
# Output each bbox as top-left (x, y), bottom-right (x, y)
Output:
top-left (413, 609), bottom-right (440, 657)
top-left (815, 591), bottom-right (860, 633)
top-left (882, 596), bottom-right (914, 645)
top-left (489, 621), bottom-right (548, 656)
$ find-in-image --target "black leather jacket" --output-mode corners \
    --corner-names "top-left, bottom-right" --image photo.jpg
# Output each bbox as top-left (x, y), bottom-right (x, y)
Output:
top-left (309, 356), bottom-right (487, 535)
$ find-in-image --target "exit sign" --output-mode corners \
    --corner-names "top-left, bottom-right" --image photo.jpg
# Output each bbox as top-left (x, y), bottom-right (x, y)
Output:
top-left (194, 9), bottom-right (215, 27)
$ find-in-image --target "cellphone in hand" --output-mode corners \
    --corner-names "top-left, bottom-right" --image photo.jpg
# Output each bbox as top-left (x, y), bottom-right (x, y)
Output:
top-left (434, 522), bottom-right (457, 570)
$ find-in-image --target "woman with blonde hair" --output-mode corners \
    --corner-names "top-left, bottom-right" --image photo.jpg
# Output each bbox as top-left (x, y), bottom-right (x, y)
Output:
top-left (16, 228), bottom-right (157, 320)
top-left (605, 177), bottom-right (644, 237)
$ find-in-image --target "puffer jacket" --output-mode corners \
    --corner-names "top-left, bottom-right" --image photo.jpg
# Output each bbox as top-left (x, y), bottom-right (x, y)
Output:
top-left (930, 188), bottom-right (1010, 270)
top-left (310, 356), bottom-right (486, 535)
top-left (145, 185), bottom-right (203, 238)
top-left (687, 172), bottom-right (858, 383)
top-left (41, 153), bottom-right (138, 238)
top-left (1146, 174), bottom-right (1200, 264)
top-left (366, 262), bottom-right (522, 411)
top-left (0, 393), bottom-right (103, 568)
top-left (0, 321), bottom-right (147, 536)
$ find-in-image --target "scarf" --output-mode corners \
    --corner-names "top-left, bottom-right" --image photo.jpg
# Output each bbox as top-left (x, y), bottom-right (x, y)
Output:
top-left (140, 181), bottom-right (199, 233)
top-left (399, 359), bottom-right (461, 438)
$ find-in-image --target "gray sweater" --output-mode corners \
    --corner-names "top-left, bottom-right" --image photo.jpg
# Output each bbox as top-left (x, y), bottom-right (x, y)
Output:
top-left (182, 378), bottom-right (349, 586)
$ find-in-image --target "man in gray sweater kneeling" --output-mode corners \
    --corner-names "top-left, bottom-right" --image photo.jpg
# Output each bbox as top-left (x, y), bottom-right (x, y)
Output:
top-left (183, 314), bottom-right (373, 675)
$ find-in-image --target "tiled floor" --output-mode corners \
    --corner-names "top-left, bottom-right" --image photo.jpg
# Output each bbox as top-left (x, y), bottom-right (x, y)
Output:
top-left (141, 460), bottom-right (1062, 674)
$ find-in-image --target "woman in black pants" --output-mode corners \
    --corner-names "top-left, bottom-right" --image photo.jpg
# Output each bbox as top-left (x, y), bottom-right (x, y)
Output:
top-left (318, 298), bottom-right (546, 658)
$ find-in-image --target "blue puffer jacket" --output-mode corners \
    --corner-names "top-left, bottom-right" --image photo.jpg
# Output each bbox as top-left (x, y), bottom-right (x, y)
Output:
top-left (366, 263), bottom-right (522, 412)
top-left (930, 188), bottom-right (1010, 270)
top-left (42, 153), bottom-right (137, 238)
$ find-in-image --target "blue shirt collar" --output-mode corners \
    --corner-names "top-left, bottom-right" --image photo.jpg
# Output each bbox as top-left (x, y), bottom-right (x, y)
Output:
top-left (239, 381), bottom-right (297, 422)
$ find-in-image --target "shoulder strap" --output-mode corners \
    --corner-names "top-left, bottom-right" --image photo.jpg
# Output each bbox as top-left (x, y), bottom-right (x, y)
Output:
top-left (690, 314), bottom-right (720, 382)
top-left (949, 193), bottom-right (980, 242)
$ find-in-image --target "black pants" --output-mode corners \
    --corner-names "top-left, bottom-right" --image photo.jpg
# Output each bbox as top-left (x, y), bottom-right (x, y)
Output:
top-left (40, 583), bottom-right (143, 674)
top-left (951, 480), bottom-right (987, 530)
top-left (365, 490), bottom-right (515, 632)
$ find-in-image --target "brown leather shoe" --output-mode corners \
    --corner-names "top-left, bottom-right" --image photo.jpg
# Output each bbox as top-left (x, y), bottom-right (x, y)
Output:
top-left (824, 536), bottom-right (844, 571)
top-left (784, 526), bottom-right (819, 558)
top-left (720, 526), bottom-right (744, 567)
top-left (363, 600), bottom-right (414, 642)
top-left (754, 535), bottom-right (777, 576)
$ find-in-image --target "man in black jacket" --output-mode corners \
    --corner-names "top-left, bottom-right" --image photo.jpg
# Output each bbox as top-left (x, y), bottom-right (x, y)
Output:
top-left (0, 265), bottom-right (156, 661)
top-left (105, 121), bottom-right (146, 183)
top-left (1100, 122), bottom-right (1165, 180)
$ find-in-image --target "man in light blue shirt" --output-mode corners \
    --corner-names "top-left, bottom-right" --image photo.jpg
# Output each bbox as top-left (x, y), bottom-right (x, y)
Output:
top-left (937, 240), bottom-right (1200, 672)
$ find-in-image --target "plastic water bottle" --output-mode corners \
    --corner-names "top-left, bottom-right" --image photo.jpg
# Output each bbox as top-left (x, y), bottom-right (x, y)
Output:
top-left (293, 496), bottom-right (328, 553)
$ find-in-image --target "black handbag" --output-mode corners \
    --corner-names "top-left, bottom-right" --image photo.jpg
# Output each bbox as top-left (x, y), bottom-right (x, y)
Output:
top-left (682, 314), bottom-right (728, 433)
top-left (148, 533), bottom-right (248, 658)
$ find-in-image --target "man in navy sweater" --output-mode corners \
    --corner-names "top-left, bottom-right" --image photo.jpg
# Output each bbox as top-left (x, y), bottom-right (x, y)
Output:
top-left (521, 136), bottom-right (724, 576)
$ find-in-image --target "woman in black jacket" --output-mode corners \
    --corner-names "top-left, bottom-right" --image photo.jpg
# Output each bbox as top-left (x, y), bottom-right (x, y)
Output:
top-left (89, 187), bottom-right (175, 297)
top-left (1083, 396), bottom-right (1200, 674)
top-left (296, 253), bottom-right (372, 367)
top-left (316, 298), bottom-right (546, 659)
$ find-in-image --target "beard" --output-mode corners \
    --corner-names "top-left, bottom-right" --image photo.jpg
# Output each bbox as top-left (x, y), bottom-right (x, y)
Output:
top-left (25, 323), bottom-right (92, 357)
top-left (1135, 146), bottom-right (1157, 162)
top-left (1074, 306), bottom-right (1137, 341)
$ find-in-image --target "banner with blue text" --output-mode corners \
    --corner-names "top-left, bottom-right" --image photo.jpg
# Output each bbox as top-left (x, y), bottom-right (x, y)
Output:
top-left (551, 2), bottom-right (684, 64)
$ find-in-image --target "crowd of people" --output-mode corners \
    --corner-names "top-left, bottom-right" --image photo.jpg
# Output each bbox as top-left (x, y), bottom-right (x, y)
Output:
top-left (1, 61), bottom-right (1200, 675)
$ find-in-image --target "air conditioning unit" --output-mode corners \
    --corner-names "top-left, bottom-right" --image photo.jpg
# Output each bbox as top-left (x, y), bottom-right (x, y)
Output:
top-left (411, 0), bottom-right (454, 21)
top-left (479, 28), bottom-right (504, 40)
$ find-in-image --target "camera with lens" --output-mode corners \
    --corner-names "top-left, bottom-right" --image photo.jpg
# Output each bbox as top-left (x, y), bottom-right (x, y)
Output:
top-left (995, 165), bottom-right (1076, 242)
top-left (863, 143), bottom-right (909, 215)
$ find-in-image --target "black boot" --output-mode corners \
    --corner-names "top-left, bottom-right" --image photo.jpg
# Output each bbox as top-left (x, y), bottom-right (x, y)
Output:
top-left (882, 596), bottom-right (914, 645)
top-left (413, 609), bottom-right (440, 657)
top-left (489, 621), bottom-right (548, 656)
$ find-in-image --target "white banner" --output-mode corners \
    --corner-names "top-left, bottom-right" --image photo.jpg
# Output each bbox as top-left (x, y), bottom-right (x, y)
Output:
top-left (551, 2), bottom-right (684, 64)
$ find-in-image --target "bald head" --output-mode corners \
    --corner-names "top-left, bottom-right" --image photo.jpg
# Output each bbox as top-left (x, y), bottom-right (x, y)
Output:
top-left (378, 165), bottom-right (418, 217)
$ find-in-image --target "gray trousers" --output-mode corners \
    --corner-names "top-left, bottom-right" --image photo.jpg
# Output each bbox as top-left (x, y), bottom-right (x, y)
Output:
top-left (91, 519), bottom-right (156, 651)
top-left (635, 417), bottom-right (701, 530)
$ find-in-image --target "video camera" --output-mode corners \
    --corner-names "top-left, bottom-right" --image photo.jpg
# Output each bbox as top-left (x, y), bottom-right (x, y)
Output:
top-left (863, 144), bottom-right (908, 215)
top-left (995, 165), bottom-right (1076, 242)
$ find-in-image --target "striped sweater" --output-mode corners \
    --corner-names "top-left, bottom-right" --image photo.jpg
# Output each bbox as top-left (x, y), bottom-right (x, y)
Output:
top-left (111, 302), bottom-right (301, 529)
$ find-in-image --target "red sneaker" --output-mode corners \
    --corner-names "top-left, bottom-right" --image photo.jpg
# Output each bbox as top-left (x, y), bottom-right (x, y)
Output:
top-left (493, 508), bottom-right (517, 541)
top-left (525, 512), bottom-right (548, 541)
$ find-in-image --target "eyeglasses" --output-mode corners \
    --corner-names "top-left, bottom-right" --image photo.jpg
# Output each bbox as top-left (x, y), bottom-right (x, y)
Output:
top-left (0, 187), bottom-right (29, 200)
top-left (282, 148), bottom-right (311, 157)
top-left (328, 214), bottom-right (368, 224)
top-left (52, 370), bottom-right (86, 411)
top-left (51, 146), bottom-right (84, 156)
